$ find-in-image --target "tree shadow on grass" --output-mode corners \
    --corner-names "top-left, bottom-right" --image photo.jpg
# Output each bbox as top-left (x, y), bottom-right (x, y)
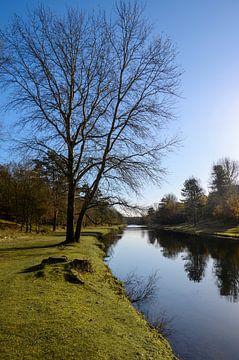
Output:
top-left (0, 232), bottom-right (107, 254)
top-left (20, 263), bottom-right (44, 273)
top-left (0, 232), bottom-right (105, 253)
top-left (0, 242), bottom-right (73, 253)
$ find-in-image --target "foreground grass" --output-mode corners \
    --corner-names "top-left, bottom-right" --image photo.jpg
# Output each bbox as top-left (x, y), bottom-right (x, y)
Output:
top-left (0, 227), bottom-right (176, 360)
top-left (162, 220), bottom-right (239, 240)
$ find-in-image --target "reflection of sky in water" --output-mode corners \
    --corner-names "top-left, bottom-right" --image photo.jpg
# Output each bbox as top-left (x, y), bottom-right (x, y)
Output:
top-left (107, 227), bottom-right (239, 360)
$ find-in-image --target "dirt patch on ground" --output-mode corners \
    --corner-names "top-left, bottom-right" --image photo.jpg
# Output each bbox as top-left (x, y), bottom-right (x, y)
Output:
top-left (22, 256), bottom-right (93, 285)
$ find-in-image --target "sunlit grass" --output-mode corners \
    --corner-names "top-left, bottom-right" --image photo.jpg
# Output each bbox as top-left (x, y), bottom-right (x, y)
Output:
top-left (0, 227), bottom-right (175, 360)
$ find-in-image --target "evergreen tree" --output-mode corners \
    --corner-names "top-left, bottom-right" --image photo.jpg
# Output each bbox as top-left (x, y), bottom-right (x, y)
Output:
top-left (181, 177), bottom-right (204, 225)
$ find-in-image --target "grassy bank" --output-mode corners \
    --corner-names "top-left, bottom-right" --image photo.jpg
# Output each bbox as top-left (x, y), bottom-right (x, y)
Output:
top-left (161, 220), bottom-right (239, 240)
top-left (0, 227), bottom-right (176, 360)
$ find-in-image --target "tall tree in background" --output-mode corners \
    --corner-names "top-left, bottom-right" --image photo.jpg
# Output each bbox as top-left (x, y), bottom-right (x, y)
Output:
top-left (13, 166), bottom-right (50, 232)
top-left (0, 2), bottom-right (180, 242)
top-left (0, 165), bottom-right (13, 219)
top-left (34, 155), bottom-right (67, 231)
top-left (210, 158), bottom-right (239, 195)
top-left (0, 161), bottom-right (122, 231)
top-left (0, 163), bottom-right (52, 232)
top-left (221, 158), bottom-right (239, 186)
top-left (210, 165), bottom-right (230, 197)
top-left (181, 177), bottom-right (205, 225)
top-left (157, 193), bottom-right (184, 225)
top-left (209, 158), bottom-right (239, 223)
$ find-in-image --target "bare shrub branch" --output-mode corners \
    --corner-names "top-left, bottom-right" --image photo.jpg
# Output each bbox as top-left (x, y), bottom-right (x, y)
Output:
top-left (144, 310), bottom-right (175, 338)
top-left (123, 270), bottom-right (159, 304)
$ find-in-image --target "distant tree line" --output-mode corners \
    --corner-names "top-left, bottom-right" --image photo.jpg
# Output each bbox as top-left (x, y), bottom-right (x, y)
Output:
top-left (146, 157), bottom-right (239, 226)
top-left (124, 217), bottom-right (145, 225)
top-left (0, 161), bottom-right (122, 232)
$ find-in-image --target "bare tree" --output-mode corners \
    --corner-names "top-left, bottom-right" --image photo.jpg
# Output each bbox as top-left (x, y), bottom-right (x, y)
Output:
top-left (0, 2), bottom-right (181, 243)
top-left (0, 39), bottom-right (8, 141)
top-left (210, 158), bottom-right (239, 195)
top-left (220, 158), bottom-right (239, 186)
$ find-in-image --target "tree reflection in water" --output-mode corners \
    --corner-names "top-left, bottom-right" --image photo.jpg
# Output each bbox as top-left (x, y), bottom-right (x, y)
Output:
top-left (213, 247), bottom-right (239, 302)
top-left (183, 241), bottom-right (208, 283)
top-left (148, 230), bottom-right (239, 302)
top-left (103, 230), bottom-right (123, 261)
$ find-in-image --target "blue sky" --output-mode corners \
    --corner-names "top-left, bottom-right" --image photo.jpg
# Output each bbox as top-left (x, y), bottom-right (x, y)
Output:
top-left (1, 0), bottom-right (239, 206)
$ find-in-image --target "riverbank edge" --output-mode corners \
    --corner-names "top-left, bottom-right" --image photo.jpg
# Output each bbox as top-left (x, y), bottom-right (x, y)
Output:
top-left (155, 223), bottom-right (239, 241)
top-left (87, 226), bottom-right (178, 359)
top-left (0, 225), bottom-right (177, 360)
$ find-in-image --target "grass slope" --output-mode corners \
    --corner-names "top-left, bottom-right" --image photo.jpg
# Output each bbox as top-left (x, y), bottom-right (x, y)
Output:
top-left (162, 220), bottom-right (239, 240)
top-left (0, 228), bottom-right (176, 360)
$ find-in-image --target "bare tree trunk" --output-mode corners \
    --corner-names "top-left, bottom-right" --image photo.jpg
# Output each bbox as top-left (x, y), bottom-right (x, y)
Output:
top-left (74, 210), bottom-right (85, 242)
top-left (65, 179), bottom-right (75, 243)
top-left (74, 186), bottom-right (100, 242)
top-left (193, 206), bottom-right (197, 226)
top-left (53, 210), bottom-right (57, 232)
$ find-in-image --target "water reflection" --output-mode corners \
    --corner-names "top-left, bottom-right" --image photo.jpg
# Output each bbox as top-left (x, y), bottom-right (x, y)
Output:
top-left (150, 230), bottom-right (239, 302)
top-left (213, 253), bottom-right (239, 302)
top-left (103, 230), bottom-right (123, 260)
top-left (107, 227), bottom-right (239, 360)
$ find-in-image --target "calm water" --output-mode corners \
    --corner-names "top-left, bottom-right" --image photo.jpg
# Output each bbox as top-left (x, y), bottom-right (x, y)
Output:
top-left (106, 226), bottom-right (239, 360)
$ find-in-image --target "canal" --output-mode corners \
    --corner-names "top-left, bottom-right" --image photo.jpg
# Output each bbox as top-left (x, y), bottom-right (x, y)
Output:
top-left (106, 226), bottom-right (239, 360)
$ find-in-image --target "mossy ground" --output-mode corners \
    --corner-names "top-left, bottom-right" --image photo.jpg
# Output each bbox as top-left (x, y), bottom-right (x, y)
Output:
top-left (0, 226), bottom-right (176, 360)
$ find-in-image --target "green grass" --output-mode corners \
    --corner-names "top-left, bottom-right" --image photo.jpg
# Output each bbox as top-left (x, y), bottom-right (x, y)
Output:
top-left (0, 227), bottom-right (176, 360)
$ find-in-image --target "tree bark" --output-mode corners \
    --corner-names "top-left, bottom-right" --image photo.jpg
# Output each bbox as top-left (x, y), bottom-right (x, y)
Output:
top-left (65, 179), bottom-right (75, 243)
top-left (53, 210), bottom-right (57, 231)
top-left (74, 209), bottom-right (85, 242)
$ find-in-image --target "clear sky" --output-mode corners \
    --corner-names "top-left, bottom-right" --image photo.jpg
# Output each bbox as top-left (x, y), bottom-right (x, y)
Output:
top-left (1, 0), bottom-right (239, 206)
